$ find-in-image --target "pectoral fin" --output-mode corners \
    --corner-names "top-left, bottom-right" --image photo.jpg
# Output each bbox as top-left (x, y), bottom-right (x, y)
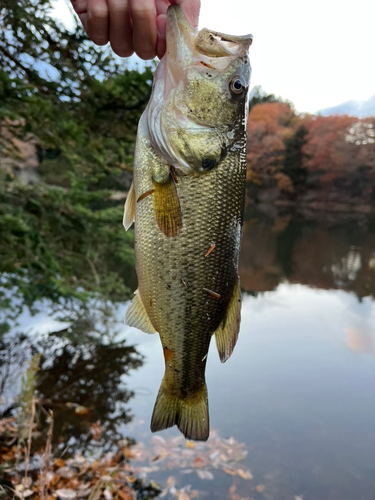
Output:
top-left (124, 290), bottom-right (156, 334)
top-left (123, 181), bottom-right (135, 231)
top-left (152, 172), bottom-right (182, 237)
top-left (214, 279), bottom-right (242, 363)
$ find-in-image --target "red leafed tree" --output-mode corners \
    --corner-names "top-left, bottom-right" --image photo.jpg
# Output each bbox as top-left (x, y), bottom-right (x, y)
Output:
top-left (301, 115), bottom-right (375, 183)
top-left (246, 102), bottom-right (297, 188)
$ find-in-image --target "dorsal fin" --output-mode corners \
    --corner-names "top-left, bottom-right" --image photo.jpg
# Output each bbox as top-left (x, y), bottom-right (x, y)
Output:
top-left (125, 290), bottom-right (156, 334)
top-left (214, 279), bottom-right (242, 362)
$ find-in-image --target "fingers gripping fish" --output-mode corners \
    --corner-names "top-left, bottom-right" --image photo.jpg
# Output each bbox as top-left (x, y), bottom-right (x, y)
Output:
top-left (123, 5), bottom-right (252, 441)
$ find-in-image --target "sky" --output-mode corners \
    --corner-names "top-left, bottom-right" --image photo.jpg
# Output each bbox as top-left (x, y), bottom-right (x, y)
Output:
top-left (52, 0), bottom-right (375, 114)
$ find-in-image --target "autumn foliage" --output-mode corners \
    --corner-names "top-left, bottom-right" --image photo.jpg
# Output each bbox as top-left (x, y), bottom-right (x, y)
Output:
top-left (246, 98), bottom-right (375, 207)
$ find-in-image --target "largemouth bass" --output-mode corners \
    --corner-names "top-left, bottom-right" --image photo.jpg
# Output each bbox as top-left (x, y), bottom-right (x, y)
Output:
top-left (123, 5), bottom-right (252, 441)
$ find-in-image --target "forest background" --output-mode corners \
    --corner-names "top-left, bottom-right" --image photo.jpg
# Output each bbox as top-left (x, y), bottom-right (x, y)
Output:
top-left (1, 0), bottom-right (375, 331)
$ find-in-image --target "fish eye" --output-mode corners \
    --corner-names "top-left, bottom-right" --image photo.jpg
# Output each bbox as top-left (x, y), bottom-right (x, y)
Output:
top-left (229, 76), bottom-right (246, 95)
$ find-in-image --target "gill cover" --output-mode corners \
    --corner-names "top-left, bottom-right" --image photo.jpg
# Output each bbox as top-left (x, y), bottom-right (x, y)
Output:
top-left (147, 6), bottom-right (252, 176)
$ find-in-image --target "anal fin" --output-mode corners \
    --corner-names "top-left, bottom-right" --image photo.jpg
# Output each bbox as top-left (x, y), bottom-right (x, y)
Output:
top-left (214, 279), bottom-right (242, 363)
top-left (152, 172), bottom-right (181, 237)
top-left (123, 180), bottom-right (135, 231)
top-left (125, 290), bottom-right (156, 334)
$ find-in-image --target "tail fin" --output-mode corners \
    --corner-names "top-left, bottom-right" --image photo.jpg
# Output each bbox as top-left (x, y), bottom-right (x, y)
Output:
top-left (150, 380), bottom-right (209, 441)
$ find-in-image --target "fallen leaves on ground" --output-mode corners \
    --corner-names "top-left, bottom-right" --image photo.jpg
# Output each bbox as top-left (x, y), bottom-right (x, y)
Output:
top-left (1, 414), bottom-right (255, 500)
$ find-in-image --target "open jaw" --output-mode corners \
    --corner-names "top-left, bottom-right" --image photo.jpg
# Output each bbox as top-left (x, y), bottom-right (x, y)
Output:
top-left (164, 5), bottom-right (253, 95)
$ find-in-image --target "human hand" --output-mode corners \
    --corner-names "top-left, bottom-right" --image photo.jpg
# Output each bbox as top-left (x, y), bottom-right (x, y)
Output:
top-left (70, 0), bottom-right (201, 60)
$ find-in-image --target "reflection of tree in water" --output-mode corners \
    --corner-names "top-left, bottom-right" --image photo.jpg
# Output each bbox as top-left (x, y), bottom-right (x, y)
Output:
top-left (0, 302), bottom-right (144, 455)
top-left (37, 333), bottom-right (143, 453)
top-left (239, 211), bottom-right (375, 298)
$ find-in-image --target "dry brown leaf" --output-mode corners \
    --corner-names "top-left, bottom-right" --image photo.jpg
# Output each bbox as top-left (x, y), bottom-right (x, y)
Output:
top-left (56, 466), bottom-right (74, 479)
top-left (51, 474), bottom-right (61, 487)
top-left (222, 467), bottom-right (237, 475)
top-left (103, 490), bottom-right (113, 500)
top-left (54, 458), bottom-right (66, 468)
top-left (76, 488), bottom-right (92, 499)
top-left (75, 406), bottom-right (89, 416)
top-left (21, 477), bottom-right (32, 488)
top-left (192, 457), bottom-right (206, 468)
top-left (237, 469), bottom-right (253, 480)
top-left (196, 470), bottom-right (214, 480)
top-left (166, 476), bottom-right (176, 487)
top-left (256, 485), bottom-right (265, 493)
top-left (176, 491), bottom-right (189, 500)
top-left (228, 485), bottom-right (241, 500)
top-left (56, 488), bottom-right (77, 499)
top-left (117, 491), bottom-right (133, 500)
top-left (90, 421), bottom-right (102, 441)
top-left (90, 460), bottom-right (101, 471)
top-left (121, 447), bottom-right (134, 459)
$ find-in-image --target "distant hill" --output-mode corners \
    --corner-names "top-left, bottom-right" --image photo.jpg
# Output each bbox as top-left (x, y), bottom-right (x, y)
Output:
top-left (318, 94), bottom-right (375, 118)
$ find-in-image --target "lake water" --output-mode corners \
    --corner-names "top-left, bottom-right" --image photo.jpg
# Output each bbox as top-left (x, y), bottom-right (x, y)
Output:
top-left (2, 209), bottom-right (375, 499)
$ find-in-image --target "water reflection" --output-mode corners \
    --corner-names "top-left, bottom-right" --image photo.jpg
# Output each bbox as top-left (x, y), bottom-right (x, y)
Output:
top-left (2, 210), bottom-right (375, 499)
top-left (240, 211), bottom-right (375, 297)
top-left (0, 304), bottom-right (144, 455)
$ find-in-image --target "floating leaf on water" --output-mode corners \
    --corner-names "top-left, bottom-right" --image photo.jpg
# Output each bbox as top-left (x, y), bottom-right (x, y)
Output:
top-left (222, 467), bottom-right (237, 475)
top-left (228, 485), bottom-right (241, 500)
top-left (176, 491), bottom-right (190, 500)
top-left (192, 457), bottom-right (206, 468)
top-left (181, 469), bottom-right (193, 474)
top-left (185, 441), bottom-right (195, 449)
top-left (151, 435), bottom-right (166, 445)
top-left (151, 454), bottom-right (161, 462)
top-left (295, 496), bottom-right (303, 500)
top-left (150, 480), bottom-right (161, 490)
top-left (56, 488), bottom-right (77, 499)
top-left (166, 476), bottom-right (176, 487)
top-left (196, 470), bottom-right (214, 480)
top-left (255, 485), bottom-right (265, 493)
top-left (237, 469), bottom-right (253, 480)
top-left (209, 451), bottom-right (219, 461)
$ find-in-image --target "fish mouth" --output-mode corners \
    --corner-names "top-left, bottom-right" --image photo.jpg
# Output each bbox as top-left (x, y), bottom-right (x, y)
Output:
top-left (167, 5), bottom-right (253, 57)
top-left (165, 5), bottom-right (253, 90)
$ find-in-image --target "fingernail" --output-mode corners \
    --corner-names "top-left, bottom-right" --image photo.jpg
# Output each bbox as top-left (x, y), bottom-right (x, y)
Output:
top-left (156, 14), bottom-right (167, 39)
